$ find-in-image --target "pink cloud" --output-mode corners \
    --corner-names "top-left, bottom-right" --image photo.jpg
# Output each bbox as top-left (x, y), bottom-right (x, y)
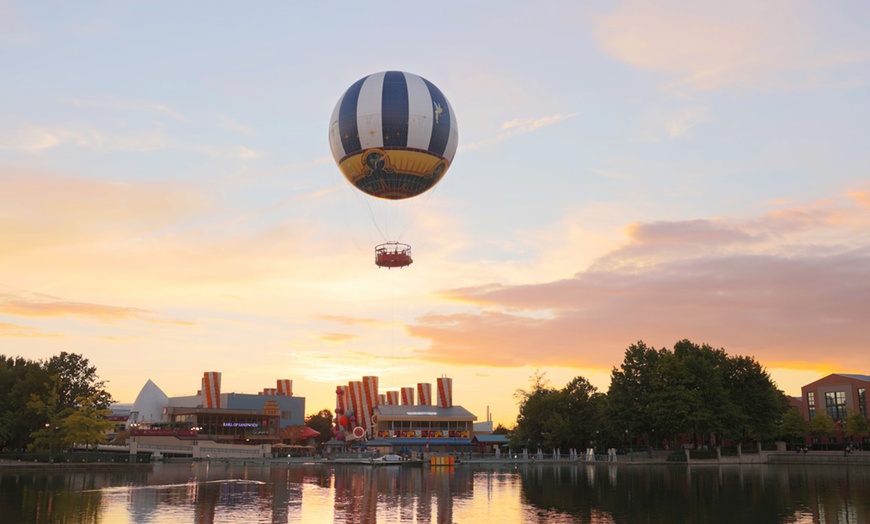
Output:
top-left (409, 198), bottom-right (870, 373)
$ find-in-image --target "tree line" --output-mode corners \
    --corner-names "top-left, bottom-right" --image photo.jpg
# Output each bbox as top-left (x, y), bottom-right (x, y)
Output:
top-left (0, 352), bottom-right (114, 453)
top-left (511, 340), bottom-right (791, 452)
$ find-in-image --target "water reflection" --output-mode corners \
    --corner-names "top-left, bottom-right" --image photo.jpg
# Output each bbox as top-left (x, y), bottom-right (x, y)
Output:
top-left (1, 462), bottom-right (868, 523)
top-left (516, 463), bottom-right (870, 524)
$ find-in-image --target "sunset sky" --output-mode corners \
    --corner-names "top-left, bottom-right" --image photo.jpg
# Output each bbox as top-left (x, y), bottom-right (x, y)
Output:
top-left (2, 1), bottom-right (869, 427)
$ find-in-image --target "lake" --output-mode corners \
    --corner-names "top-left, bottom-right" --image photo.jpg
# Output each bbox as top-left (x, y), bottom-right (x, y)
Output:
top-left (1, 461), bottom-right (867, 523)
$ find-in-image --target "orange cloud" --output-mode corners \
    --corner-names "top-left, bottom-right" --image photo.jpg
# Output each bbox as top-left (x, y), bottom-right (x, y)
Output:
top-left (0, 169), bottom-right (207, 255)
top-left (316, 332), bottom-right (362, 343)
top-left (0, 321), bottom-right (61, 338)
top-left (408, 197), bottom-right (870, 375)
top-left (0, 293), bottom-right (150, 320)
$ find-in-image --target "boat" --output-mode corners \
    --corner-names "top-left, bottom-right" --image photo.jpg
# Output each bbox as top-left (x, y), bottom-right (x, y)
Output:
top-left (324, 454), bottom-right (423, 466)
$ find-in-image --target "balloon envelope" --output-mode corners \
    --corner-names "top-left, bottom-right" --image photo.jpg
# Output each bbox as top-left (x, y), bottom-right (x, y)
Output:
top-left (329, 71), bottom-right (459, 200)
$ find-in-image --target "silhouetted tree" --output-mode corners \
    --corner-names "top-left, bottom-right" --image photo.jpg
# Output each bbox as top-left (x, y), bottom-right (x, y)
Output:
top-left (305, 409), bottom-right (334, 448)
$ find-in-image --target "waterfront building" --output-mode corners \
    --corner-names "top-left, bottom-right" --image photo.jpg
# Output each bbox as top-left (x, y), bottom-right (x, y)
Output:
top-left (328, 375), bottom-right (479, 454)
top-left (125, 372), bottom-right (306, 458)
top-left (800, 373), bottom-right (869, 422)
top-left (800, 373), bottom-right (869, 447)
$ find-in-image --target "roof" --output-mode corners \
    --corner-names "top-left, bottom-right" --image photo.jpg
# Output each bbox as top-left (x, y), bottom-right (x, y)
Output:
top-left (836, 374), bottom-right (870, 382)
top-left (374, 404), bottom-right (477, 421)
top-left (362, 437), bottom-right (474, 447)
top-left (472, 434), bottom-right (510, 444)
top-left (128, 379), bottom-right (169, 428)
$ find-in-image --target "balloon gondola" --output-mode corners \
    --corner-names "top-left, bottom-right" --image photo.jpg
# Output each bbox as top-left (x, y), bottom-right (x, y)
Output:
top-left (328, 71), bottom-right (458, 266)
top-left (374, 241), bottom-right (412, 269)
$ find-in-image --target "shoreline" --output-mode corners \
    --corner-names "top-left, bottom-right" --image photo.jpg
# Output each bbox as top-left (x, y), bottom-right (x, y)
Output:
top-left (3, 451), bottom-right (868, 471)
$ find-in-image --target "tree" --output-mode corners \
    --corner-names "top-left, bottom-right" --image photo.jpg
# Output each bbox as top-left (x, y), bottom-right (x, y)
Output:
top-left (512, 372), bottom-right (606, 452)
top-left (648, 351), bottom-right (702, 446)
top-left (511, 371), bottom-right (557, 451)
top-left (778, 408), bottom-right (807, 449)
top-left (0, 356), bottom-right (50, 451)
top-left (673, 340), bottom-right (741, 445)
top-left (843, 410), bottom-right (869, 443)
top-left (492, 424), bottom-right (511, 435)
top-left (26, 374), bottom-right (69, 454)
top-left (61, 393), bottom-right (114, 451)
top-left (561, 376), bottom-right (605, 450)
top-left (608, 341), bottom-right (662, 453)
top-left (724, 355), bottom-right (785, 442)
top-left (305, 409), bottom-right (334, 448)
top-left (809, 412), bottom-right (837, 449)
top-left (45, 352), bottom-right (114, 410)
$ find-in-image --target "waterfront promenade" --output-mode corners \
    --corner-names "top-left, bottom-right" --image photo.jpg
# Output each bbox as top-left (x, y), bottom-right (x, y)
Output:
top-left (3, 449), bottom-right (868, 469)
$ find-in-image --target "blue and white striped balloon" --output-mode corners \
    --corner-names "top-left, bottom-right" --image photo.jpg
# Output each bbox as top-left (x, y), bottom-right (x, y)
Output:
top-left (329, 71), bottom-right (458, 200)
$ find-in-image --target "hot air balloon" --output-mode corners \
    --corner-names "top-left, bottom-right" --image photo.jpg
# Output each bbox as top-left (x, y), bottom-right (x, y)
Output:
top-left (328, 71), bottom-right (459, 268)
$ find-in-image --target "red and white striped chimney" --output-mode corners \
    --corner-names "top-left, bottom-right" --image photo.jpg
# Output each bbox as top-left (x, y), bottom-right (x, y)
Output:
top-left (385, 391), bottom-right (399, 405)
top-left (276, 379), bottom-right (292, 396)
top-left (437, 377), bottom-right (453, 408)
top-left (417, 383), bottom-right (432, 406)
top-left (401, 387), bottom-right (415, 406)
top-left (202, 372), bottom-right (221, 408)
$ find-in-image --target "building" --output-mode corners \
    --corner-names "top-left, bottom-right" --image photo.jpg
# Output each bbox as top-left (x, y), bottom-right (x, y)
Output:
top-left (800, 373), bottom-right (869, 447)
top-left (800, 373), bottom-right (869, 422)
top-left (125, 372), bottom-right (305, 458)
top-left (328, 375), bottom-right (478, 454)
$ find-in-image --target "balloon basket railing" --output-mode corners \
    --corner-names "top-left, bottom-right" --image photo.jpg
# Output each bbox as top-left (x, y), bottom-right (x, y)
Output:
top-left (375, 242), bottom-right (413, 269)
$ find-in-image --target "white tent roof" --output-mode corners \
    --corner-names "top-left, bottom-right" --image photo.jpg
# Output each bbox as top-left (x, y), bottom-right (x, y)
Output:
top-left (126, 379), bottom-right (169, 429)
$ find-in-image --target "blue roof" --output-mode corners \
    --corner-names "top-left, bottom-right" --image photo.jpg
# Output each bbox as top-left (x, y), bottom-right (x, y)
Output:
top-left (473, 434), bottom-right (510, 444)
top-left (363, 437), bottom-right (473, 447)
top-left (837, 374), bottom-right (870, 382)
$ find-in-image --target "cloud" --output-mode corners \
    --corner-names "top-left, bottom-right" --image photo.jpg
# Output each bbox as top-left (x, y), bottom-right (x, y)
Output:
top-left (666, 107), bottom-right (710, 138)
top-left (0, 321), bottom-right (61, 338)
top-left (0, 292), bottom-right (152, 321)
top-left (461, 113), bottom-right (576, 152)
top-left (407, 194), bottom-right (870, 372)
top-left (65, 97), bottom-right (191, 122)
top-left (317, 332), bottom-right (362, 343)
top-left (217, 114), bottom-right (252, 134)
top-left (0, 170), bottom-right (207, 254)
top-left (0, 1), bottom-right (38, 45)
top-left (592, 0), bottom-right (870, 93)
top-left (0, 124), bottom-right (168, 153)
top-left (314, 314), bottom-right (392, 328)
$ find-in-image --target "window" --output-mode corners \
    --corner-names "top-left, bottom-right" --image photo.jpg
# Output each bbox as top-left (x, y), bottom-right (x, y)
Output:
top-left (859, 388), bottom-right (867, 418)
top-left (807, 392), bottom-right (815, 420)
top-left (825, 391), bottom-right (847, 421)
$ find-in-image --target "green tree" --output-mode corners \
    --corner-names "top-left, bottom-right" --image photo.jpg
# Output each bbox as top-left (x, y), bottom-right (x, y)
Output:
top-left (725, 355), bottom-right (785, 442)
top-left (511, 370), bottom-right (557, 451)
top-left (648, 351), bottom-right (702, 446)
top-left (561, 376), bottom-right (605, 450)
top-left (809, 412), bottom-right (837, 449)
top-left (46, 352), bottom-right (114, 410)
top-left (0, 356), bottom-right (50, 451)
top-left (61, 393), bottom-right (114, 451)
top-left (26, 374), bottom-right (69, 454)
top-left (778, 407), bottom-right (807, 449)
top-left (305, 409), bottom-right (334, 448)
top-left (608, 341), bottom-right (662, 452)
top-left (843, 409), bottom-right (869, 443)
top-left (512, 372), bottom-right (607, 452)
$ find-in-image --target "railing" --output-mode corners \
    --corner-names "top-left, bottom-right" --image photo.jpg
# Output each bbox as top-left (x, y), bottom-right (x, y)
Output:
top-left (768, 452), bottom-right (870, 465)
